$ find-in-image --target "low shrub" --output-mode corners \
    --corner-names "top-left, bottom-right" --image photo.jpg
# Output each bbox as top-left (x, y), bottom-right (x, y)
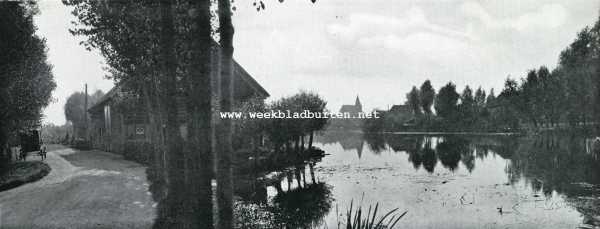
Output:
top-left (0, 161), bottom-right (51, 192)
top-left (122, 141), bottom-right (153, 165)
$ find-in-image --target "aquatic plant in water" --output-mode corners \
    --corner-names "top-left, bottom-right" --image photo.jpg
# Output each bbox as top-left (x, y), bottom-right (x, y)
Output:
top-left (343, 200), bottom-right (407, 229)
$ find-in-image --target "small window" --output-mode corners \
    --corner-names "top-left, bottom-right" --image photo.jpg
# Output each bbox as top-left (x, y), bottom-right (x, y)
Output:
top-left (136, 127), bottom-right (145, 136)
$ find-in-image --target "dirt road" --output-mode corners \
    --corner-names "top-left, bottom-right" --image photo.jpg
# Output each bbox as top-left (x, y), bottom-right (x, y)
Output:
top-left (0, 146), bottom-right (155, 229)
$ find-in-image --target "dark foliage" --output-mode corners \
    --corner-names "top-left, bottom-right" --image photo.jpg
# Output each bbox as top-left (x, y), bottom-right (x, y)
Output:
top-left (0, 1), bottom-right (56, 172)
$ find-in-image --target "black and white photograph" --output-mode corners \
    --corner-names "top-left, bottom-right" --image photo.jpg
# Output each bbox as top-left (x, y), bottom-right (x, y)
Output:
top-left (1, 0), bottom-right (600, 228)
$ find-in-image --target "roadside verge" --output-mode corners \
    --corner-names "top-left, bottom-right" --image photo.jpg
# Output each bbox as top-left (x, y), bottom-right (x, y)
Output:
top-left (0, 161), bottom-right (51, 192)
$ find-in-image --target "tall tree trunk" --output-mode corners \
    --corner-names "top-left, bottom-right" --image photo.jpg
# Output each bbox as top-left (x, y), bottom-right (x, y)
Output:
top-left (294, 137), bottom-right (300, 153)
top-left (141, 84), bottom-right (160, 159)
top-left (158, 1), bottom-right (184, 228)
top-left (187, 0), bottom-right (215, 228)
top-left (308, 131), bottom-right (314, 150)
top-left (286, 171), bottom-right (293, 191)
top-left (0, 127), bottom-right (9, 174)
top-left (295, 167), bottom-right (302, 188)
top-left (217, 0), bottom-right (235, 227)
top-left (301, 165), bottom-right (307, 187)
top-left (309, 162), bottom-right (316, 184)
top-left (150, 73), bottom-right (169, 194)
top-left (274, 181), bottom-right (283, 194)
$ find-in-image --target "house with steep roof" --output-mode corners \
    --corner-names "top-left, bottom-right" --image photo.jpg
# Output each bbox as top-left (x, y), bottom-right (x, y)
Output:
top-left (87, 59), bottom-right (269, 158)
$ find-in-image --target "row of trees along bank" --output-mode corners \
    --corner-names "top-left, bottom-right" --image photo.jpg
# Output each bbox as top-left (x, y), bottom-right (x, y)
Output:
top-left (365, 15), bottom-right (600, 133)
top-left (64, 1), bottom-right (318, 228)
top-left (0, 2), bottom-right (56, 173)
top-left (234, 91), bottom-right (329, 153)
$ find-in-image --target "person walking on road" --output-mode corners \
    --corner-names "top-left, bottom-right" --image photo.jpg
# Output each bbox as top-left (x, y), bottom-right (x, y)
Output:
top-left (38, 144), bottom-right (47, 160)
top-left (19, 147), bottom-right (27, 161)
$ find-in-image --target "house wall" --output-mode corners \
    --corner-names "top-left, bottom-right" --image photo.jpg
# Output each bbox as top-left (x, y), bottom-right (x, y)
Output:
top-left (89, 99), bottom-right (153, 164)
top-left (89, 86), bottom-right (267, 165)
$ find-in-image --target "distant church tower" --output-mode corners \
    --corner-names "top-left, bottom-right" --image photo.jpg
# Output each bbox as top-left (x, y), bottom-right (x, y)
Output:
top-left (355, 95), bottom-right (362, 112)
top-left (339, 95), bottom-right (364, 115)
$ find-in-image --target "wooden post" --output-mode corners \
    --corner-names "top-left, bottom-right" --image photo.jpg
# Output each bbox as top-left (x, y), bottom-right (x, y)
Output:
top-left (84, 83), bottom-right (88, 141)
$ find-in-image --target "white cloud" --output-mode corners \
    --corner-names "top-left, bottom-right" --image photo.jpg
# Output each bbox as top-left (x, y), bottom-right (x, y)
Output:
top-left (326, 7), bottom-right (479, 65)
top-left (461, 2), bottom-right (567, 31)
top-left (357, 32), bottom-right (472, 62)
top-left (327, 7), bottom-right (473, 43)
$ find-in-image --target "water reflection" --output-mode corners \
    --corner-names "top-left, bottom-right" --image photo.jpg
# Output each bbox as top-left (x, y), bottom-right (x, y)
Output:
top-left (318, 131), bottom-right (365, 158)
top-left (146, 148), bottom-right (333, 229)
top-left (316, 131), bottom-right (600, 227)
top-left (234, 161), bottom-right (333, 229)
top-left (506, 134), bottom-right (600, 225)
top-left (145, 131), bottom-right (600, 228)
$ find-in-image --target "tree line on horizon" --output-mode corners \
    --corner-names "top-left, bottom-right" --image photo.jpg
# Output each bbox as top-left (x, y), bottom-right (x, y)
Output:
top-left (364, 80), bottom-right (500, 132)
top-left (365, 15), bottom-right (600, 133)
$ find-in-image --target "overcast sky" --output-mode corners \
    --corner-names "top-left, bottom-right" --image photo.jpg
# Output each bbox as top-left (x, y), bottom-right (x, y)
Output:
top-left (35, 0), bottom-right (600, 125)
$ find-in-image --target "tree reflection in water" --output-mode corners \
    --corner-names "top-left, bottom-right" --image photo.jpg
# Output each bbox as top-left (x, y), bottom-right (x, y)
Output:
top-left (145, 130), bottom-right (600, 227)
top-left (146, 151), bottom-right (333, 229)
top-left (234, 161), bottom-right (333, 229)
top-left (271, 182), bottom-right (332, 228)
top-left (506, 133), bottom-right (600, 225)
top-left (323, 131), bottom-right (600, 227)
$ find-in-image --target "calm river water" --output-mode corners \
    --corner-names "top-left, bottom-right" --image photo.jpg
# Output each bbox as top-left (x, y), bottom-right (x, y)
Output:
top-left (235, 131), bottom-right (600, 229)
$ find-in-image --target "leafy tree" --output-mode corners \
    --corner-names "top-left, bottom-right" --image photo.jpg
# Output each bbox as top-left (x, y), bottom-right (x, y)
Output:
top-left (64, 90), bottom-right (104, 139)
top-left (264, 91), bottom-right (329, 151)
top-left (406, 86), bottom-right (421, 115)
top-left (535, 66), bottom-right (552, 126)
top-left (64, 1), bottom-right (170, 178)
top-left (486, 88), bottom-right (496, 106)
top-left (65, 1), bottom-right (216, 227)
top-left (557, 24), bottom-right (599, 126)
top-left (474, 87), bottom-right (486, 111)
top-left (497, 78), bottom-right (521, 129)
top-left (294, 91), bottom-right (328, 149)
top-left (65, 0), bottom-right (323, 228)
top-left (458, 86), bottom-right (476, 122)
top-left (546, 68), bottom-right (567, 126)
top-left (521, 69), bottom-right (541, 127)
top-left (0, 1), bottom-right (56, 167)
top-left (64, 92), bottom-right (86, 131)
top-left (419, 80), bottom-right (435, 114)
top-left (434, 82), bottom-right (460, 121)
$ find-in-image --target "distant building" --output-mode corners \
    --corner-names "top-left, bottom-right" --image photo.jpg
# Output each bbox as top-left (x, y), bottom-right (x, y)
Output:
top-left (339, 96), bottom-right (362, 115)
top-left (387, 104), bottom-right (417, 129)
top-left (329, 96), bottom-right (364, 130)
top-left (389, 104), bottom-right (412, 114)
